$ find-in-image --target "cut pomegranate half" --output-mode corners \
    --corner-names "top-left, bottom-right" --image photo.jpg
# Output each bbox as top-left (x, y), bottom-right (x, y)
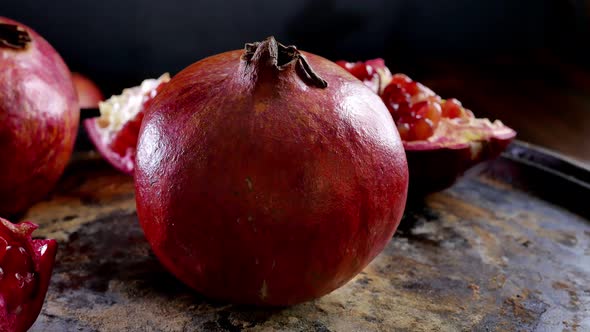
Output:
top-left (403, 113), bottom-right (516, 193)
top-left (337, 60), bottom-right (516, 194)
top-left (0, 217), bottom-right (57, 332)
top-left (84, 73), bottom-right (170, 175)
top-left (381, 74), bottom-right (516, 193)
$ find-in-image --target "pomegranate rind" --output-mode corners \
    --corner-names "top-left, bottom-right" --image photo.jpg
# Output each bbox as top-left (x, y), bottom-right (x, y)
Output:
top-left (0, 217), bottom-right (57, 332)
top-left (404, 118), bottom-right (516, 194)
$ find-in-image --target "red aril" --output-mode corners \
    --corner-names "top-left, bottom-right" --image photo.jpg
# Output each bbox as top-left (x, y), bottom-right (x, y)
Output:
top-left (135, 37), bottom-right (409, 306)
top-left (83, 73), bottom-right (170, 175)
top-left (414, 100), bottom-right (442, 127)
top-left (0, 217), bottom-right (57, 332)
top-left (71, 72), bottom-right (104, 109)
top-left (410, 118), bottom-right (435, 141)
top-left (396, 122), bottom-right (411, 141)
top-left (441, 98), bottom-right (464, 118)
top-left (0, 17), bottom-right (79, 216)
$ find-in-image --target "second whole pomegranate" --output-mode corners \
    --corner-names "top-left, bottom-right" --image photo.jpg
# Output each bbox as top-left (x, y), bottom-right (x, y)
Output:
top-left (135, 37), bottom-right (409, 305)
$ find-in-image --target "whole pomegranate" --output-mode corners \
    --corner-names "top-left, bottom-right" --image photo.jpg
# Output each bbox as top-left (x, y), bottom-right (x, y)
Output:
top-left (135, 37), bottom-right (408, 305)
top-left (71, 72), bottom-right (104, 109)
top-left (0, 18), bottom-right (79, 216)
top-left (0, 217), bottom-right (57, 332)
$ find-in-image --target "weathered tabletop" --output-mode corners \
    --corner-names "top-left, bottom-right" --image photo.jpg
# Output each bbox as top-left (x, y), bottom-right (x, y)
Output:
top-left (25, 151), bottom-right (590, 332)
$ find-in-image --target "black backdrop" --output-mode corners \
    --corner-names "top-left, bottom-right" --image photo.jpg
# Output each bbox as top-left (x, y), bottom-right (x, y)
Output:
top-left (2, 0), bottom-right (588, 95)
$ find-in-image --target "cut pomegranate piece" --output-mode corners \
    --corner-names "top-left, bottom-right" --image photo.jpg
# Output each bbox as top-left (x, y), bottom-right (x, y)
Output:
top-left (339, 59), bottom-right (516, 193)
top-left (383, 74), bottom-right (516, 193)
top-left (404, 115), bottom-right (516, 193)
top-left (0, 217), bottom-right (57, 332)
top-left (84, 73), bottom-right (170, 175)
top-left (335, 58), bottom-right (392, 94)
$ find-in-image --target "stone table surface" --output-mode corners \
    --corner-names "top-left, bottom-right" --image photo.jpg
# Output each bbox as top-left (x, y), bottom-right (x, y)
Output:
top-left (22, 154), bottom-right (590, 332)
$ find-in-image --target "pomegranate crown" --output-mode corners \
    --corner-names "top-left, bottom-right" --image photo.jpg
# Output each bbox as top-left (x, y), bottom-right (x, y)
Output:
top-left (0, 23), bottom-right (31, 50)
top-left (242, 36), bottom-right (328, 89)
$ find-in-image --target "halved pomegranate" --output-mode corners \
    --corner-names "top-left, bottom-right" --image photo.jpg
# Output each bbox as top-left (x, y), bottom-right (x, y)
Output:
top-left (338, 61), bottom-right (516, 193)
top-left (0, 217), bottom-right (57, 332)
top-left (84, 73), bottom-right (170, 175)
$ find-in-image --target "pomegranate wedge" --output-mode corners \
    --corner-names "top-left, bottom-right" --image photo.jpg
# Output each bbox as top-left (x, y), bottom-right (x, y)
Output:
top-left (84, 73), bottom-right (170, 174)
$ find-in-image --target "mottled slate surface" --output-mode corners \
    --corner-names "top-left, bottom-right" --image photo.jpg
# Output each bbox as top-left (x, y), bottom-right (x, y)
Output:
top-left (22, 153), bottom-right (590, 331)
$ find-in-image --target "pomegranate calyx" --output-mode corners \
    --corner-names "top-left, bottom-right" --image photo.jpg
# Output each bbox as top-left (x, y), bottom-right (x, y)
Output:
top-left (0, 24), bottom-right (30, 50)
top-left (243, 36), bottom-right (328, 88)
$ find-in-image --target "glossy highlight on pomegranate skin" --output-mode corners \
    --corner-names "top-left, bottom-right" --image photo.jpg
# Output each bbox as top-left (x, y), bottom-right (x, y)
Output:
top-left (135, 37), bottom-right (409, 306)
top-left (0, 17), bottom-right (79, 216)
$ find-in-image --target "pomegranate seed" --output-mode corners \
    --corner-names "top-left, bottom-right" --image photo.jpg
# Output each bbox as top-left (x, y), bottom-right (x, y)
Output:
top-left (404, 81), bottom-right (420, 95)
top-left (335, 60), bottom-right (348, 68)
top-left (349, 62), bottom-right (373, 81)
top-left (442, 98), bottom-right (464, 118)
top-left (414, 100), bottom-right (442, 126)
top-left (410, 118), bottom-right (435, 141)
top-left (396, 122), bottom-right (410, 141)
top-left (391, 74), bottom-right (412, 85)
top-left (382, 83), bottom-right (411, 120)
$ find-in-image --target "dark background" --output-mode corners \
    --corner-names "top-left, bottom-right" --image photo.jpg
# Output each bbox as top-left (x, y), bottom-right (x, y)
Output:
top-left (3, 0), bottom-right (590, 163)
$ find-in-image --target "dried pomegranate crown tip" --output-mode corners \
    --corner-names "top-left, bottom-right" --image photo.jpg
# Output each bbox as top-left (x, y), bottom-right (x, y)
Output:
top-left (242, 36), bottom-right (328, 89)
top-left (0, 23), bottom-right (31, 50)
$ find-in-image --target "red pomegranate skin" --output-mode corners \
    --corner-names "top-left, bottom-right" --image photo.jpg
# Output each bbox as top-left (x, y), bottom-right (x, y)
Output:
top-left (135, 38), bottom-right (409, 306)
top-left (0, 217), bottom-right (57, 332)
top-left (0, 17), bottom-right (79, 216)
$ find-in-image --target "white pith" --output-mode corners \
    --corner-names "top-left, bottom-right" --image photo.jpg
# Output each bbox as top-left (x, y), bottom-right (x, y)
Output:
top-left (96, 73), bottom-right (170, 139)
top-left (405, 116), bottom-right (515, 148)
